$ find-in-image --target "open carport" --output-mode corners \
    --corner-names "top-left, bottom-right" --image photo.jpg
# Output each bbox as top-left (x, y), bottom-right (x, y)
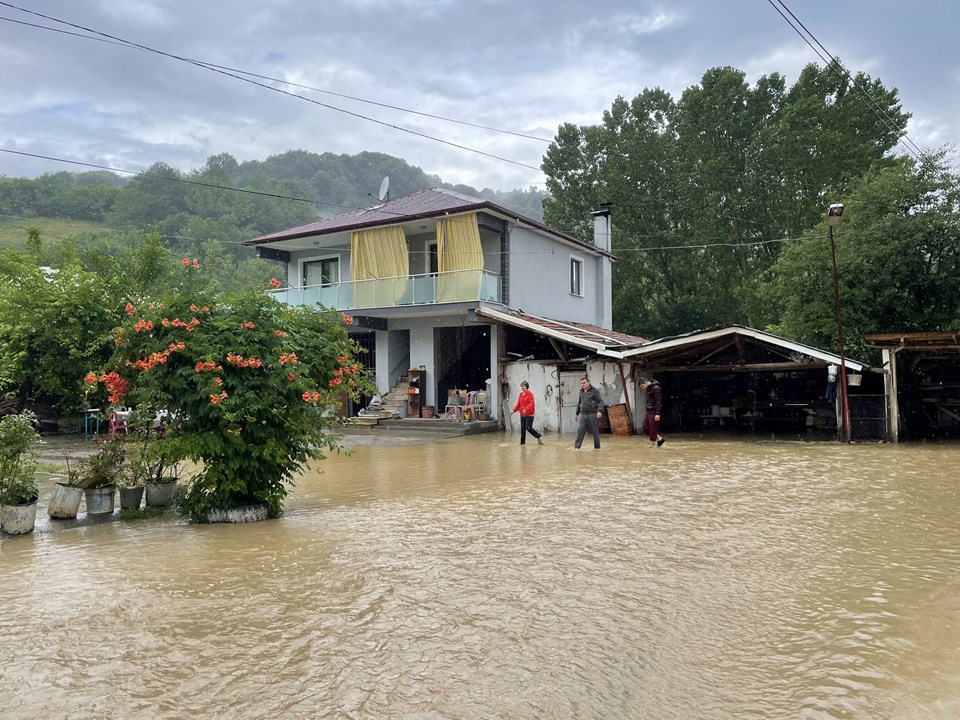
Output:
top-left (621, 325), bottom-right (882, 440)
top-left (864, 331), bottom-right (960, 441)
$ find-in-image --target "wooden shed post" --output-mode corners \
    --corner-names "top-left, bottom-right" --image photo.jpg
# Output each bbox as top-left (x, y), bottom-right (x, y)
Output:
top-left (883, 347), bottom-right (899, 442)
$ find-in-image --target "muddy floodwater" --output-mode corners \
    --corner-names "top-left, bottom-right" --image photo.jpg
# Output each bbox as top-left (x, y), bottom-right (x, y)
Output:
top-left (2, 433), bottom-right (960, 719)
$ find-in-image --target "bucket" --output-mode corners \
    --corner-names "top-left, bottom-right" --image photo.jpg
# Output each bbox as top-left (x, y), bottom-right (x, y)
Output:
top-left (119, 485), bottom-right (145, 510)
top-left (84, 487), bottom-right (116, 515)
top-left (48, 481), bottom-right (83, 519)
top-left (145, 479), bottom-right (178, 507)
top-left (847, 373), bottom-right (862, 387)
top-left (421, 405), bottom-right (435, 419)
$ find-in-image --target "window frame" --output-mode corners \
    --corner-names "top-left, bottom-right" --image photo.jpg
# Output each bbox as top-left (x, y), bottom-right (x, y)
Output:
top-left (301, 254), bottom-right (341, 287)
top-left (569, 256), bottom-right (584, 297)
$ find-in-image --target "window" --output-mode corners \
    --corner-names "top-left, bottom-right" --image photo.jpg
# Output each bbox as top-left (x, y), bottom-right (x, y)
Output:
top-left (303, 257), bottom-right (339, 287)
top-left (570, 257), bottom-right (583, 296)
top-left (427, 241), bottom-right (438, 274)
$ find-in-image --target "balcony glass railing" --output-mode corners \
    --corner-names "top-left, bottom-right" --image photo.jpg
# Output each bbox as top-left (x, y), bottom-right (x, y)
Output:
top-left (269, 269), bottom-right (501, 311)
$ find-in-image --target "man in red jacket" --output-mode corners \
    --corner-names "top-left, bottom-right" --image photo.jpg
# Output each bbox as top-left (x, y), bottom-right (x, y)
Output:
top-left (511, 381), bottom-right (543, 445)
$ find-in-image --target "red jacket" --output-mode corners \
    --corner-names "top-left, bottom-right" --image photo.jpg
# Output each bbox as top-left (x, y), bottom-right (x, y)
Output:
top-left (512, 389), bottom-right (536, 417)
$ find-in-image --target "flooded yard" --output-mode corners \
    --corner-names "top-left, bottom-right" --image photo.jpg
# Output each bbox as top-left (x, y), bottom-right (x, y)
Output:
top-left (2, 432), bottom-right (959, 719)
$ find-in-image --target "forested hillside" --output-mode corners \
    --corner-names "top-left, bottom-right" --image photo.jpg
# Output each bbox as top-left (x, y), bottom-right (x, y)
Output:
top-left (0, 150), bottom-right (547, 293)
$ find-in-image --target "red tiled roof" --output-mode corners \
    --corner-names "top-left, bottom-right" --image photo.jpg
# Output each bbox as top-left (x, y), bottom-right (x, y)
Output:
top-left (244, 188), bottom-right (613, 257)
top-left (476, 307), bottom-right (649, 352)
top-left (246, 188), bottom-right (484, 244)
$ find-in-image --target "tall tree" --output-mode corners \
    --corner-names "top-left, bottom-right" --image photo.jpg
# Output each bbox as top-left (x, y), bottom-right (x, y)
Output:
top-left (542, 62), bottom-right (910, 338)
top-left (768, 153), bottom-right (960, 360)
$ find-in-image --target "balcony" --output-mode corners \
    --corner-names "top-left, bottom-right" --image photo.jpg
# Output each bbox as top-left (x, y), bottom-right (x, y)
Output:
top-left (269, 269), bottom-right (501, 311)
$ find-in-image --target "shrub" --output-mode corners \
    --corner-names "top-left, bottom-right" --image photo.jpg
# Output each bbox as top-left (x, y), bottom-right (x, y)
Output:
top-left (87, 261), bottom-right (371, 520)
top-left (0, 411), bottom-right (41, 505)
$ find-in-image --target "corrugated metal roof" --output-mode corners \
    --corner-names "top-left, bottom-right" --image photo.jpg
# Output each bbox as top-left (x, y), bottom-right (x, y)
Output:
top-left (620, 324), bottom-right (866, 370)
top-left (244, 188), bottom-right (614, 257)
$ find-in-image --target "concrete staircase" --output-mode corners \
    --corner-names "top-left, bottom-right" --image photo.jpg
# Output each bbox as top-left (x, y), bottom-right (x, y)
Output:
top-left (346, 376), bottom-right (411, 430)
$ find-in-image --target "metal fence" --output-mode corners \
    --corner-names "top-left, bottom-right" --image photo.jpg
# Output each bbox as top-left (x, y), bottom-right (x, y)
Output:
top-left (849, 394), bottom-right (888, 441)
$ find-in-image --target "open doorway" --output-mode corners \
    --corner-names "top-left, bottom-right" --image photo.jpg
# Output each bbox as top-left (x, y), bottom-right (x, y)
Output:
top-left (434, 326), bottom-right (490, 411)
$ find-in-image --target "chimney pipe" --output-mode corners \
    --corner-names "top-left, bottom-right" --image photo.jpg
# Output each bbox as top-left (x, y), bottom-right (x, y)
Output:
top-left (591, 203), bottom-right (612, 252)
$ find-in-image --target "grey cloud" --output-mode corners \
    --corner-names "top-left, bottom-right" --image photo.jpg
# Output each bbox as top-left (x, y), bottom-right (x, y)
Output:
top-left (2, 0), bottom-right (959, 189)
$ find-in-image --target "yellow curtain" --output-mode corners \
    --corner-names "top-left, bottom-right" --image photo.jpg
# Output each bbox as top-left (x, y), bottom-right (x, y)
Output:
top-left (437, 213), bottom-right (483, 302)
top-left (350, 225), bottom-right (409, 307)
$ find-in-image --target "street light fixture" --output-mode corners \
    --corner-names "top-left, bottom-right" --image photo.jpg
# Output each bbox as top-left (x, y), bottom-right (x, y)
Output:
top-left (827, 203), bottom-right (851, 443)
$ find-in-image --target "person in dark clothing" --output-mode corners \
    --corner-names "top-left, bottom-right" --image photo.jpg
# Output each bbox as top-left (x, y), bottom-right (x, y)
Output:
top-left (639, 377), bottom-right (665, 447)
top-left (574, 377), bottom-right (604, 449)
top-left (511, 381), bottom-right (543, 445)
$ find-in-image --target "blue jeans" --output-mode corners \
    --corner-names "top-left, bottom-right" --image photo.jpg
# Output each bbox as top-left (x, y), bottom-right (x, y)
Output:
top-left (575, 414), bottom-right (601, 449)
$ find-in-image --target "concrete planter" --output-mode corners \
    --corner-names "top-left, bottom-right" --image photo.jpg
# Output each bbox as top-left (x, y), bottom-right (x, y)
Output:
top-left (48, 482), bottom-right (84, 519)
top-left (205, 503), bottom-right (270, 524)
top-left (1, 497), bottom-right (39, 534)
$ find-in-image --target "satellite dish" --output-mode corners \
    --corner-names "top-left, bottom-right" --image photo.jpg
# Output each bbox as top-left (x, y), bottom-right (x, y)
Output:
top-left (378, 176), bottom-right (390, 202)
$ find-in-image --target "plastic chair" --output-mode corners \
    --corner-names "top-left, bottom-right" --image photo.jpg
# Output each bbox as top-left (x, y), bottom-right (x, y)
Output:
top-left (108, 407), bottom-right (130, 434)
top-left (463, 391), bottom-right (486, 421)
top-left (471, 391), bottom-right (489, 420)
top-left (444, 390), bottom-right (463, 420)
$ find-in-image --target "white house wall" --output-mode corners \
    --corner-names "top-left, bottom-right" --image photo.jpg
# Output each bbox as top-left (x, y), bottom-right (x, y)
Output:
top-left (502, 363), bottom-right (558, 435)
top-left (586, 360), bottom-right (637, 426)
top-left (286, 247), bottom-right (351, 286)
top-left (501, 359), bottom-right (638, 436)
top-left (507, 226), bottom-right (600, 324)
top-left (386, 314), bottom-right (497, 409)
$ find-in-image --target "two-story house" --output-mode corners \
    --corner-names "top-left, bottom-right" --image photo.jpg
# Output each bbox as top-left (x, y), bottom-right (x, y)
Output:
top-left (243, 188), bottom-right (618, 419)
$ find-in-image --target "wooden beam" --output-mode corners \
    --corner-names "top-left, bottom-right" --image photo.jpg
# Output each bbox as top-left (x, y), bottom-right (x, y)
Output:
top-left (548, 337), bottom-right (569, 362)
top-left (657, 361), bottom-right (827, 372)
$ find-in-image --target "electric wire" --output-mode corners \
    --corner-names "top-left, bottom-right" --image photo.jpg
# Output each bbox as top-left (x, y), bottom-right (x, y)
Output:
top-left (0, 14), bottom-right (550, 145)
top-left (771, 0), bottom-right (925, 159)
top-left (765, 0), bottom-right (922, 161)
top-left (0, 3), bottom-right (543, 172)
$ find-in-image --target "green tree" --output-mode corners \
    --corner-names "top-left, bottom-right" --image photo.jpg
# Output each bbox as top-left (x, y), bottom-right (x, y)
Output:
top-left (0, 253), bottom-right (123, 413)
top-left (542, 62), bottom-right (910, 339)
top-left (768, 153), bottom-right (960, 359)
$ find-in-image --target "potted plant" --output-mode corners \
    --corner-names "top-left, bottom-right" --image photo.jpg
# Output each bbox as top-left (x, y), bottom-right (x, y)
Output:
top-left (48, 461), bottom-right (84, 520)
top-left (72, 434), bottom-right (125, 515)
top-left (126, 426), bottom-right (179, 508)
top-left (0, 411), bottom-right (41, 535)
top-left (117, 463), bottom-right (146, 511)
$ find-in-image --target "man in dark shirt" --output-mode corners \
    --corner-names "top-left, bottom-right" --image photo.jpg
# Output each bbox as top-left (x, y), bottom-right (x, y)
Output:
top-left (639, 377), bottom-right (665, 447)
top-left (574, 377), bottom-right (604, 449)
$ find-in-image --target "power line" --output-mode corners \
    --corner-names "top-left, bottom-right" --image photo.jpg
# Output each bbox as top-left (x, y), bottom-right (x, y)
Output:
top-left (765, 0), bottom-right (922, 161)
top-left (771, 0), bottom-right (925, 159)
top-left (0, 14), bottom-right (551, 146)
top-left (1, 157), bottom-right (814, 253)
top-left (0, 3), bottom-right (543, 172)
top-left (1, 147), bottom-right (366, 212)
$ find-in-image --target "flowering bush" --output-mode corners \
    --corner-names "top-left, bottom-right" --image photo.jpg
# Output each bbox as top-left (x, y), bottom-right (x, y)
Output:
top-left (87, 261), bottom-right (372, 521)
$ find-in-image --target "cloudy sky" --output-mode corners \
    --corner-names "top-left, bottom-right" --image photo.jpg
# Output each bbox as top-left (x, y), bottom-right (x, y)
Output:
top-left (1, 0), bottom-right (958, 193)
